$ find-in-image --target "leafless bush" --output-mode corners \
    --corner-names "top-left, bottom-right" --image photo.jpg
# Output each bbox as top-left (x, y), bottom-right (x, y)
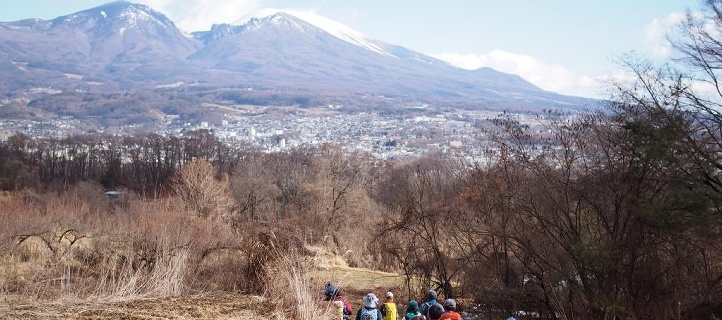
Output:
top-left (173, 158), bottom-right (233, 218)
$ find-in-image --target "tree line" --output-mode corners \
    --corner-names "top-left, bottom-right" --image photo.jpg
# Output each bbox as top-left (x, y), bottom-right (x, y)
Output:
top-left (0, 129), bottom-right (234, 194)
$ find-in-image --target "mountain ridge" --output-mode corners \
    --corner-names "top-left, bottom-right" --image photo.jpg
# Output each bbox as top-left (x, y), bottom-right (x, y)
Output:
top-left (0, 1), bottom-right (594, 127)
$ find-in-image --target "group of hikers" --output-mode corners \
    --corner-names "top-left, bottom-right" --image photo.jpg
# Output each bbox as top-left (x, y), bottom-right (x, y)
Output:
top-left (323, 284), bottom-right (465, 320)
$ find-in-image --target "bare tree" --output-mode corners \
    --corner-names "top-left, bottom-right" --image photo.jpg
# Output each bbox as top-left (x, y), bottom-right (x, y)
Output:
top-left (376, 154), bottom-right (469, 298)
top-left (173, 159), bottom-right (232, 218)
top-left (230, 153), bottom-right (281, 223)
top-left (302, 146), bottom-right (371, 241)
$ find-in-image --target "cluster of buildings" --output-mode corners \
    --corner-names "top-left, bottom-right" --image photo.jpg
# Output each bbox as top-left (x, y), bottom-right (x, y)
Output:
top-left (0, 107), bottom-right (559, 163)
top-left (174, 109), bottom-right (502, 161)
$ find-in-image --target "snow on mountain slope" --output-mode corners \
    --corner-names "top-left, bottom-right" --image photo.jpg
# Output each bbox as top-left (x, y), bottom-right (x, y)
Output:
top-left (0, 1), bottom-right (591, 113)
top-left (51, 1), bottom-right (176, 34)
top-left (233, 8), bottom-right (394, 57)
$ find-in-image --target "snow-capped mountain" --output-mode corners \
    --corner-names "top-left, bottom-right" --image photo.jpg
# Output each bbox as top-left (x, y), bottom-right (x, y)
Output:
top-left (233, 9), bottom-right (395, 57)
top-left (49, 0), bottom-right (177, 36)
top-left (190, 11), bottom-right (557, 104)
top-left (0, 1), bottom-right (200, 91)
top-left (195, 8), bottom-right (436, 63)
top-left (0, 1), bottom-right (590, 126)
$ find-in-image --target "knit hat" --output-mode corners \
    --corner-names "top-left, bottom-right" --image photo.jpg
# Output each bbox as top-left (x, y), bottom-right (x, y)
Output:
top-left (428, 304), bottom-right (444, 320)
top-left (385, 291), bottom-right (394, 299)
top-left (325, 284), bottom-right (336, 295)
top-left (427, 290), bottom-right (437, 299)
top-left (363, 293), bottom-right (379, 308)
top-left (323, 284), bottom-right (336, 300)
top-left (406, 300), bottom-right (419, 313)
top-left (444, 298), bottom-right (456, 310)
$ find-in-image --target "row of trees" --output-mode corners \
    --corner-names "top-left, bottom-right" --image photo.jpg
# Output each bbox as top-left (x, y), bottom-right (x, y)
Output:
top-left (0, 132), bottom-right (374, 247)
top-left (0, 129), bottom-right (233, 193)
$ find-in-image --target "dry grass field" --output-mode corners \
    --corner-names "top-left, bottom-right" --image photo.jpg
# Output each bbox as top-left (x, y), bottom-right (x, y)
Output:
top-left (0, 223), bottom-right (406, 320)
top-left (0, 266), bottom-right (406, 319)
top-left (0, 292), bottom-right (266, 319)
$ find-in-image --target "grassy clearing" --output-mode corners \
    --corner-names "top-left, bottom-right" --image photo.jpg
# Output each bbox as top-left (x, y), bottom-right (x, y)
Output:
top-left (306, 248), bottom-right (412, 313)
top-left (306, 244), bottom-right (405, 293)
top-left (309, 267), bottom-right (404, 294)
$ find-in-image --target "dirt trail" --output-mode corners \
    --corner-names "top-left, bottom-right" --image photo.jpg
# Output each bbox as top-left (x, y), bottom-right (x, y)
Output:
top-left (0, 292), bottom-right (265, 319)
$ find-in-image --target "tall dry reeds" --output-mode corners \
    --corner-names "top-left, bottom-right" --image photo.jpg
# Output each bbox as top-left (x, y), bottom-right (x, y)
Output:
top-left (0, 186), bottom-right (243, 302)
top-left (264, 252), bottom-right (337, 320)
top-left (91, 243), bottom-right (189, 301)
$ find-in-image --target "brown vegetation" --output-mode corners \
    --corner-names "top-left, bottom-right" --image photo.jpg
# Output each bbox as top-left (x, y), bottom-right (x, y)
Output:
top-left (4, 102), bottom-right (721, 319)
top-left (2, 103), bottom-right (722, 319)
top-left (0, 144), bottom-right (384, 319)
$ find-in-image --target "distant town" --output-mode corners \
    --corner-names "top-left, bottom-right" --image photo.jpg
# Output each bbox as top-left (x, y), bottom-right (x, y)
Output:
top-left (0, 105), bottom-right (575, 162)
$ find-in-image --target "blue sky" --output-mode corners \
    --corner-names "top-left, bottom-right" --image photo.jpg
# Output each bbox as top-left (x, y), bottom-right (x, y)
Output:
top-left (0, 0), bottom-right (699, 98)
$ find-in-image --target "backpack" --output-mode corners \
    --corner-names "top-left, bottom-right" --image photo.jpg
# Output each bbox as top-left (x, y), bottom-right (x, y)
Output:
top-left (360, 308), bottom-right (379, 320)
top-left (335, 296), bottom-right (352, 316)
top-left (342, 305), bottom-right (352, 320)
top-left (421, 301), bottom-right (439, 317)
top-left (343, 303), bottom-right (352, 320)
top-left (380, 302), bottom-right (397, 320)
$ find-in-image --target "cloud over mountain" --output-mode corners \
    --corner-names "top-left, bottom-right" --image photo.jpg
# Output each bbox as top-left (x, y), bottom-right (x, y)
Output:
top-left (135, 0), bottom-right (266, 32)
top-left (433, 50), bottom-right (603, 98)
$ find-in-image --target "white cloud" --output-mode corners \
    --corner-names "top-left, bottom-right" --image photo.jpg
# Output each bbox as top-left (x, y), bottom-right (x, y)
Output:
top-left (432, 50), bottom-right (604, 98)
top-left (643, 12), bottom-right (685, 59)
top-left (136, 0), bottom-right (266, 32)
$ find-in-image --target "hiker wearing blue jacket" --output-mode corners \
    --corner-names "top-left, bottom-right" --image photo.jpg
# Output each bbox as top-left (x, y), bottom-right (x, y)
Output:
top-left (420, 290), bottom-right (440, 317)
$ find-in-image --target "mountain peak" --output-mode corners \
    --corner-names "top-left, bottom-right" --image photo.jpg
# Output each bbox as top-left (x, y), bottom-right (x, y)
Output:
top-left (245, 12), bottom-right (312, 32)
top-left (233, 9), bottom-right (393, 57)
top-left (51, 1), bottom-right (176, 33)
